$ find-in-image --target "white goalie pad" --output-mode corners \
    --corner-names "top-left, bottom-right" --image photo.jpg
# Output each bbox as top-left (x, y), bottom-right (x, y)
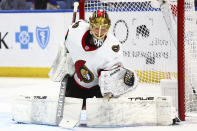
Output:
top-left (12, 95), bottom-right (83, 127)
top-left (12, 95), bottom-right (59, 125)
top-left (48, 41), bottom-right (75, 82)
top-left (86, 96), bottom-right (176, 127)
top-left (99, 67), bottom-right (138, 97)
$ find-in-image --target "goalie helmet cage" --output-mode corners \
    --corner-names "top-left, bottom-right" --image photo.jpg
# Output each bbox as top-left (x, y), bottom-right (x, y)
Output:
top-left (78, 0), bottom-right (197, 121)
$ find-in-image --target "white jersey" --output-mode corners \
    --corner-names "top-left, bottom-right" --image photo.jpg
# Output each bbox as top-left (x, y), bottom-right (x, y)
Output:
top-left (66, 20), bottom-right (122, 89)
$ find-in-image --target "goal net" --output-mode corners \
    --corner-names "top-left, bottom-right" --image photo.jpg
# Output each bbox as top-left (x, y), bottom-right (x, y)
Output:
top-left (78, 0), bottom-right (197, 121)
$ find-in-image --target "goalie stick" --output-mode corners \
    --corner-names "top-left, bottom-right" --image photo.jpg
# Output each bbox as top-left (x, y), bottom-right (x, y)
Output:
top-left (56, 75), bottom-right (69, 124)
top-left (55, 2), bottom-right (79, 126)
top-left (72, 2), bottom-right (79, 24)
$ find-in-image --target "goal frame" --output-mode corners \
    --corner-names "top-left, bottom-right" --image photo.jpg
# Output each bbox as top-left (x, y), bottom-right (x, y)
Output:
top-left (78, 0), bottom-right (186, 121)
top-left (177, 0), bottom-right (185, 121)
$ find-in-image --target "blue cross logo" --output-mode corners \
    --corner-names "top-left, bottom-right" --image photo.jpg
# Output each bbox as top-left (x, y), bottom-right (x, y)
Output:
top-left (15, 26), bottom-right (33, 49)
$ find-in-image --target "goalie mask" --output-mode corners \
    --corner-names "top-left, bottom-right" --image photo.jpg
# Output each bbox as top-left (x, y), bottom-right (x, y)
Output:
top-left (89, 10), bottom-right (111, 46)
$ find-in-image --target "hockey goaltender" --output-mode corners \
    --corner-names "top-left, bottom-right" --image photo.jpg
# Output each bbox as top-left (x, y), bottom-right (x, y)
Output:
top-left (12, 9), bottom-right (178, 128)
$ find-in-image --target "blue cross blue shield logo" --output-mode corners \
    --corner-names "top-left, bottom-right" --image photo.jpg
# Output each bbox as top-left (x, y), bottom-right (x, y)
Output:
top-left (36, 26), bottom-right (50, 49)
top-left (15, 26), bottom-right (33, 49)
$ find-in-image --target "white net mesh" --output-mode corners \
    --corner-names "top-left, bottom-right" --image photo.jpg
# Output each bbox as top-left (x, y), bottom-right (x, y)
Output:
top-left (85, 0), bottom-right (158, 12)
top-left (183, 0), bottom-right (197, 113)
top-left (81, 0), bottom-right (197, 116)
top-left (168, 0), bottom-right (197, 113)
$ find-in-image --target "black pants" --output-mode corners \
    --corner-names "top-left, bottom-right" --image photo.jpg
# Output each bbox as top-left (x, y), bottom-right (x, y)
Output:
top-left (65, 76), bottom-right (103, 107)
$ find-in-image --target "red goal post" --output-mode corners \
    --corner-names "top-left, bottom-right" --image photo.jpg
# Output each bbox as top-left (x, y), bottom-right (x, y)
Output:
top-left (177, 0), bottom-right (185, 121)
top-left (78, 0), bottom-right (197, 121)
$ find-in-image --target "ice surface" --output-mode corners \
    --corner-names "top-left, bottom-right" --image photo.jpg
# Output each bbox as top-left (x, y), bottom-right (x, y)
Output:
top-left (0, 77), bottom-right (197, 131)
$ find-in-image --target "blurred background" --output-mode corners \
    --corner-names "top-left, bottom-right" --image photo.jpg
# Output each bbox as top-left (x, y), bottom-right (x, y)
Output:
top-left (0, 0), bottom-right (79, 78)
top-left (0, 0), bottom-right (77, 10)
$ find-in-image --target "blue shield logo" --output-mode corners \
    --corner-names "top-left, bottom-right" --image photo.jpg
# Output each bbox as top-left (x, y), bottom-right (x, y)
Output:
top-left (36, 26), bottom-right (50, 49)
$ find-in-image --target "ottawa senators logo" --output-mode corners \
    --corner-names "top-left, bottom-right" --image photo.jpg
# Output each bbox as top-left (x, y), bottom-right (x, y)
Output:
top-left (75, 60), bottom-right (94, 83)
top-left (72, 21), bottom-right (80, 28)
top-left (112, 45), bottom-right (120, 52)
